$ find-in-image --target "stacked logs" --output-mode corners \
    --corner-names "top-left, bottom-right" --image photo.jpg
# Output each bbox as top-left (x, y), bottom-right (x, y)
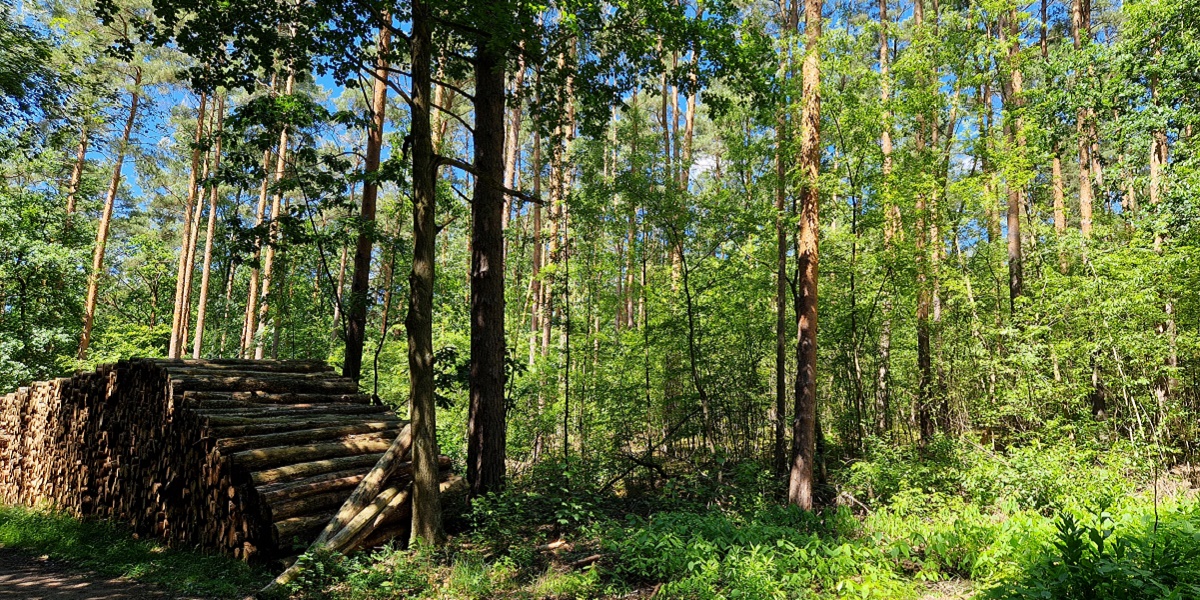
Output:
top-left (0, 358), bottom-right (454, 562)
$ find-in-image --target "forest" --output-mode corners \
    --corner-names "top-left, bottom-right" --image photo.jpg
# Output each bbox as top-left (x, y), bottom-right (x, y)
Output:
top-left (1, 0), bottom-right (1199, 596)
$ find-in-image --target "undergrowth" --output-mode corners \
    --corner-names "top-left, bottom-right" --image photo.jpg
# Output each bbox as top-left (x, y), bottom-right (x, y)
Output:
top-left (269, 434), bottom-right (1193, 598)
top-left (288, 432), bottom-right (1200, 599)
top-left (0, 504), bottom-right (270, 598)
top-left (8, 431), bottom-right (1190, 599)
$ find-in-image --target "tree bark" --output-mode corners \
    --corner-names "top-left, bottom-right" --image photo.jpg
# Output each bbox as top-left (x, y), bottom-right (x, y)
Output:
top-left (529, 131), bottom-right (543, 367)
top-left (65, 122), bottom-right (88, 217)
top-left (193, 94), bottom-right (226, 358)
top-left (1073, 0), bottom-right (1094, 237)
top-left (773, 113), bottom-right (789, 477)
top-left (242, 143), bottom-right (274, 357)
top-left (169, 91), bottom-right (207, 359)
top-left (408, 0), bottom-right (444, 546)
top-left (875, 0), bottom-right (894, 437)
top-left (242, 74), bottom-right (279, 357)
top-left (788, 0), bottom-right (820, 510)
top-left (78, 68), bottom-right (140, 360)
top-left (343, 26), bottom-right (390, 381)
top-left (467, 32), bottom-right (509, 498)
top-left (254, 71), bottom-right (295, 360)
top-left (1003, 9), bottom-right (1024, 310)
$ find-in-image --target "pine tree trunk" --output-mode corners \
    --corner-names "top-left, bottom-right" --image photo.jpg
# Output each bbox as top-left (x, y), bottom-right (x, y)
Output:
top-left (467, 33), bottom-right (509, 497)
top-left (65, 122), bottom-right (88, 217)
top-left (343, 27), bottom-right (389, 381)
top-left (408, 0), bottom-right (444, 545)
top-left (1073, 0), bottom-right (1094, 237)
top-left (1004, 10), bottom-right (1024, 311)
top-left (242, 75), bottom-right (278, 358)
top-left (502, 57), bottom-right (525, 259)
top-left (170, 91), bottom-right (208, 359)
top-left (255, 71), bottom-right (296, 360)
top-left (180, 126), bottom-right (212, 354)
top-left (913, 0), bottom-right (934, 445)
top-left (788, 0), bottom-right (820, 510)
top-left (774, 114), bottom-right (789, 477)
top-left (217, 241), bottom-right (237, 357)
top-left (193, 95), bottom-right (226, 358)
top-left (78, 68), bottom-right (140, 360)
top-left (875, 0), bottom-right (894, 437)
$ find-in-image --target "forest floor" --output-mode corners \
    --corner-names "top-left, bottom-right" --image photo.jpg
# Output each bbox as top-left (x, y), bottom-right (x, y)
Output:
top-left (0, 507), bottom-right (268, 599)
top-left (0, 548), bottom-right (186, 600)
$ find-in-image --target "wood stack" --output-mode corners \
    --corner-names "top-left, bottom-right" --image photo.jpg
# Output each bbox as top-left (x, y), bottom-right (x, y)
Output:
top-left (0, 358), bottom-right (454, 562)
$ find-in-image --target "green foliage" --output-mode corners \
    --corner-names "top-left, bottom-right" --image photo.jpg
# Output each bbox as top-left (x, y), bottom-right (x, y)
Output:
top-left (844, 432), bottom-right (1149, 513)
top-left (984, 503), bottom-right (1200, 600)
top-left (0, 505), bottom-right (269, 598)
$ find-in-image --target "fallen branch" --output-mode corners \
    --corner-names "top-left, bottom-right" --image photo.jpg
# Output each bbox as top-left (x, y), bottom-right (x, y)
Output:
top-left (568, 554), bottom-right (603, 570)
top-left (536, 540), bottom-right (573, 552)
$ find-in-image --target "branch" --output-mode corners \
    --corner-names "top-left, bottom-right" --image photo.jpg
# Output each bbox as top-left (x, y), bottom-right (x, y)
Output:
top-left (379, 65), bottom-right (476, 102)
top-left (435, 155), bottom-right (545, 205)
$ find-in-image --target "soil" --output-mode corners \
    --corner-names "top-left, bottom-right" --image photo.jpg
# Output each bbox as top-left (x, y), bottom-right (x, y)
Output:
top-left (0, 548), bottom-right (193, 600)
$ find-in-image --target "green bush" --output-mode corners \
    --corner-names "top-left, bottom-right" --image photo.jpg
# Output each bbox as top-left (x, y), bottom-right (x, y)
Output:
top-left (984, 501), bottom-right (1200, 600)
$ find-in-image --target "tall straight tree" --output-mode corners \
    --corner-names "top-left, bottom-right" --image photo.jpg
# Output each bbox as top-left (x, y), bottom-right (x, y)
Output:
top-left (773, 0), bottom-right (797, 479)
top-left (1002, 6), bottom-right (1024, 309)
top-left (407, 0), bottom-right (443, 545)
top-left (788, 0), bottom-right (821, 510)
top-left (241, 76), bottom-right (276, 357)
top-left (78, 67), bottom-right (141, 360)
top-left (467, 20), bottom-right (509, 498)
top-left (169, 91), bottom-right (207, 358)
top-left (254, 70), bottom-right (295, 360)
top-left (343, 24), bottom-right (390, 382)
top-left (875, 0), bottom-right (894, 436)
top-left (192, 93), bottom-right (225, 358)
top-left (1072, 0), bottom-right (1094, 237)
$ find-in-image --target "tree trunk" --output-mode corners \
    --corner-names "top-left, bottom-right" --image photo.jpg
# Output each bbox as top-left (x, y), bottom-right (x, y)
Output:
top-left (502, 57), bottom-right (526, 259)
top-left (193, 94), bottom-right (226, 358)
top-left (255, 71), bottom-right (296, 360)
top-left (1149, 42), bottom-right (1176, 407)
top-left (1004, 9), bottom-right (1024, 310)
top-left (78, 69), bottom-right (140, 360)
top-left (467, 34), bottom-right (509, 497)
top-left (1073, 0), bottom-right (1094, 237)
top-left (774, 114), bottom-right (789, 477)
top-left (408, 0), bottom-right (444, 546)
top-left (875, 0), bottom-right (894, 437)
top-left (331, 245), bottom-right (349, 340)
top-left (529, 132), bottom-right (543, 368)
top-left (180, 116), bottom-right (214, 354)
top-left (65, 122), bottom-right (88, 217)
top-left (788, 0), bottom-right (820, 510)
top-left (913, 0), bottom-right (934, 445)
top-left (217, 241), bottom-right (237, 357)
top-left (169, 92), bottom-right (208, 359)
top-left (343, 27), bottom-right (390, 381)
top-left (242, 75), bottom-right (279, 357)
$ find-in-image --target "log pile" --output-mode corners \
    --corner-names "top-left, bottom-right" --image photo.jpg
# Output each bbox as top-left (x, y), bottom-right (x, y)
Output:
top-left (0, 358), bottom-right (453, 562)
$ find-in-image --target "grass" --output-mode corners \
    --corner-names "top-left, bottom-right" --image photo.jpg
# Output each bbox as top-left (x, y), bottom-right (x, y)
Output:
top-left (0, 504), bottom-right (272, 598)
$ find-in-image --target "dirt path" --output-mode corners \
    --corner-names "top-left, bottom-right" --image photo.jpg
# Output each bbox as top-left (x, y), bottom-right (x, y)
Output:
top-left (0, 548), bottom-right (193, 600)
